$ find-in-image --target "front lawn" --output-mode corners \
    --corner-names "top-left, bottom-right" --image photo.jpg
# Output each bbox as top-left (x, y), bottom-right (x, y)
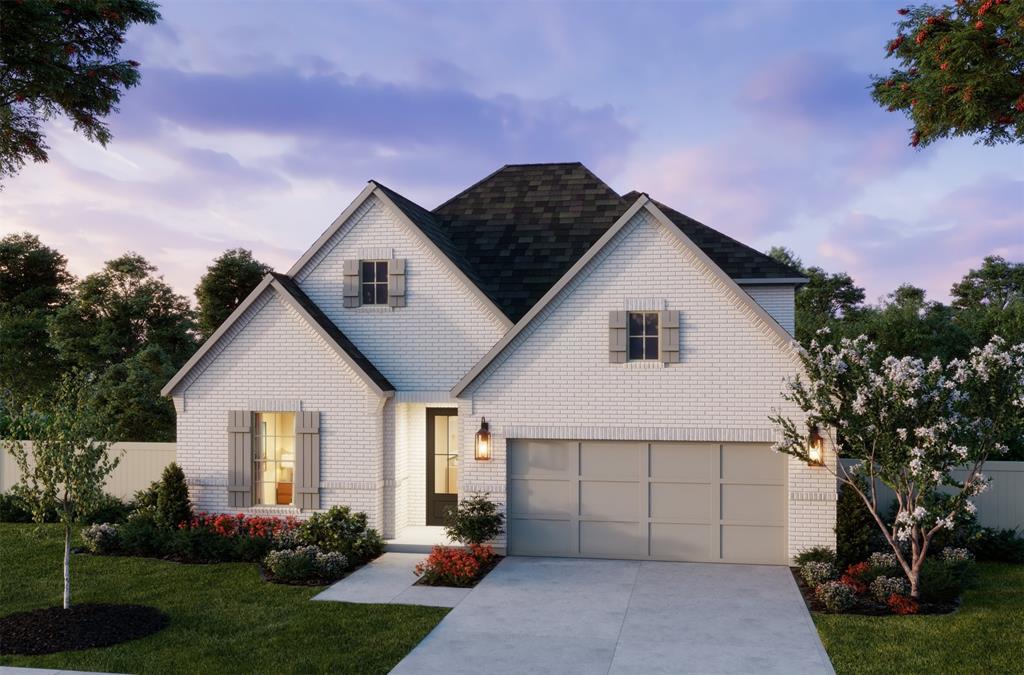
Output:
top-left (0, 523), bottom-right (446, 673)
top-left (814, 562), bottom-right (1023, 674)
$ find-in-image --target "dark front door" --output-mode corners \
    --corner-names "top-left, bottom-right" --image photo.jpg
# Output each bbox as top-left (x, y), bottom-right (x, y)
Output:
top-left (426, 408), bottom-right (459, 526)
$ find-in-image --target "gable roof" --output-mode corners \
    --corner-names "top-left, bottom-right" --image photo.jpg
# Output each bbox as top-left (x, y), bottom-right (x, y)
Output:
top-left (161, 273), bottom-right (393, 398)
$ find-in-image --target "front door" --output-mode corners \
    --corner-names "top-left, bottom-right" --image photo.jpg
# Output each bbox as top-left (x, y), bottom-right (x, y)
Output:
top-left (426, 408), bottom-right (459, 526)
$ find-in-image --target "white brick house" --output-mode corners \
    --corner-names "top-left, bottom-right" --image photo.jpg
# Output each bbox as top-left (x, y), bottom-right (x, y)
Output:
top-left (163, 163), bottom-right (836, 563)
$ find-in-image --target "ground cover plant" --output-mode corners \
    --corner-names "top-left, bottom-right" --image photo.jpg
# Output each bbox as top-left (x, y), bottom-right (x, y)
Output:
top-left (415, 493), bottom-right (506, 587)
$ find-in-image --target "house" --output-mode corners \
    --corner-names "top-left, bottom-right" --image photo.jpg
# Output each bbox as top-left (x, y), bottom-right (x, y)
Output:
top-left (162, 162), bottom-right (836, 564)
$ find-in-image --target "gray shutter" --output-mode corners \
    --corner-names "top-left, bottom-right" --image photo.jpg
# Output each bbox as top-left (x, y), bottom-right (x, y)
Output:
top-left (388, 258), bottom-right (406, 307)
top-left (227, 411), bottom-right (253, 508)
top-left (609, 311), bottom-right (627, 363)
top-left (343, 259), bottom-right (360, 308)
top-left (294, 411), bottom-right (320, 510)
top-left (660, 310), bottom-right (680, 364)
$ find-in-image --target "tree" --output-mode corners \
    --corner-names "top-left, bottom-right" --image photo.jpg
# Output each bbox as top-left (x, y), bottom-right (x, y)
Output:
top-left (3, 371), bottom-right (120, 609)
top-left (870, 2), bottom-right (1024, 148)
top-left (91, 344), bottom-right (178, 441)
top-left (195, 248), bottom-right (271, 338)
top-left (849, 285), bottom-right (970, 363)
top-left (0, 0), bottom-right (161, 181)
top-left (950, 255), bottom-right (1024, 347)
top-left (0, 232), bottom-right (73, 308)
top-left (771, 332), bottom-right (1024, 598)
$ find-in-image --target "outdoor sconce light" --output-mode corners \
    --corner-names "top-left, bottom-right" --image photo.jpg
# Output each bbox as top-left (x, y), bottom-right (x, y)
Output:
top-left (807, 425), bottom-right (825, 467)
top-left (474, 418), bottom-right (492, 461)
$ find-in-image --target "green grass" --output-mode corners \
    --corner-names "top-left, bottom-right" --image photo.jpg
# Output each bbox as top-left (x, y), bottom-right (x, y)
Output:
top-left (814, 562), bottom-right (1024, 674)
top-left (0, 523), bottom-right (446, 674)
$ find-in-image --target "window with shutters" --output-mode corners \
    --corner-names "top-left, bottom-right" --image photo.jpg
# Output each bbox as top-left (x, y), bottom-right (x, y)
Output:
top-left (254, 412), bottom-right (295, 505)
top-left (628, 312), bottom-right (659, 361)
top-left (361, 260), bottom-right (389, 305)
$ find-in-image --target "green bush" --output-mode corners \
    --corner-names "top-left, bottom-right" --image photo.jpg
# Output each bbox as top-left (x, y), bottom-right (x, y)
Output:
top-left (155, 462), bottom-right (192, 528)
top-left (444, 493), bottom-right (505, 545)
top-left (116, 513), bottom-right (173, 557)
top-left (968, 527), bottom-right (1024, 563)
top-left (133, 481), bottom-right (159, 515)
top-left (81, 523), bottom-right (120, 554)
top-left (84, 493), bottom-right (133, 524)
top-left (835, 476), bottom-right (884, 568)
top-left (296, 506), bottom-right (382, 566)
top-left (869, 575), bottom-right (909, 603)
top-left (918, 558), bottom-right (973, 604)
top-left (263, 546), bottom-right (348, 583)
top-left (1, 491), bottom-right (130, 524)
top-left (0, 492), bottom-right (35, 522)
top-left (793, 546), bottom-right (836, 566)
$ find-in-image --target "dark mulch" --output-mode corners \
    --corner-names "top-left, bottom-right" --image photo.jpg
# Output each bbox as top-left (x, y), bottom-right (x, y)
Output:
top-left (414, 555), bottom-right (504, 588)
top-left (257, 564), bottom-right (349, 587)
top-left (790, 567), bottom-right (958, 616)
top-left (0, 603), bottom-right (169, 655)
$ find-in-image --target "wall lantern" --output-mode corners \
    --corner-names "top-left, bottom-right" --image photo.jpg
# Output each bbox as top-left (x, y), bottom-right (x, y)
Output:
top-left (807, 425), bottom-right (825, 467)
top-left (474, 418), bottom-right (492, 461)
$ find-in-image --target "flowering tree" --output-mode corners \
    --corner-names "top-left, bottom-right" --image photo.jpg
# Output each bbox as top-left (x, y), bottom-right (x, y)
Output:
top-left (770, 332), bottom-right (1024, 598)
top-left (870, 1), bottom-right (1024, 148)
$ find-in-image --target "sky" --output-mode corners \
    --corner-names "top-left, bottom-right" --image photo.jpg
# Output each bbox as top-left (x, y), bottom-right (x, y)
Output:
top-left (2, 0), bottom-right (1022, 305)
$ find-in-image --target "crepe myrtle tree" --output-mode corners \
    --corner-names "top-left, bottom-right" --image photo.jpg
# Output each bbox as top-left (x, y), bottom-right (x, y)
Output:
top-left (770, 330), bottom-right (1024, 599)
top-left (3, 371), bottom-right (120, 609)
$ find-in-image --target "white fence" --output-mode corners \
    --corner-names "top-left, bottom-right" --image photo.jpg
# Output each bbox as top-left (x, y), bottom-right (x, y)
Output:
top-left (1, 442), bottom-right (176, 500)
top-left (838, 459), bottom-right (1024, 531)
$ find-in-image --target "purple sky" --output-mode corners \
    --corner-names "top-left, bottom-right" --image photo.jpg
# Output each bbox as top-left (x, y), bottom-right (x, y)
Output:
top-left (3, 1), bottom-right (1021, 304)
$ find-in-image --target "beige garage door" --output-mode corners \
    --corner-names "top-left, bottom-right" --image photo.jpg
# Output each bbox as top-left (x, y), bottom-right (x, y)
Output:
top-left (507, 440), bottom-right (787, 564)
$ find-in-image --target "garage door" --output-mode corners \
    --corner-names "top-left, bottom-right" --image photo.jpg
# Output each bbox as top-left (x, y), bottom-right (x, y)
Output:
top-left (507, 440), bottom-right (787, 564)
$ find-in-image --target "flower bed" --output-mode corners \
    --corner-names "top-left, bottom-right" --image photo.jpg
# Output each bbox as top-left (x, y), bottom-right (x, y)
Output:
top-left (414, 544), bottom-right (502, 588)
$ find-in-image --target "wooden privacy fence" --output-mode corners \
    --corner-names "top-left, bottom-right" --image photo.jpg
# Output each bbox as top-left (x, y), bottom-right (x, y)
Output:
top-left (839, 458), bottom-right (1024, 531)
top-left (1, 442), bottom-right (176, 500)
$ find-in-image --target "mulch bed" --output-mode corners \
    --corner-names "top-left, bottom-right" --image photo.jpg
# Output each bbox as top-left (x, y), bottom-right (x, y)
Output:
top-left (413, 555), bottom-right (504, 588)
top-left (257, 564), bottom-right (351, 587)
top-left (0, 603), bottom-right (169, 655)
top-left (790, 567), bottom-right (958, 616)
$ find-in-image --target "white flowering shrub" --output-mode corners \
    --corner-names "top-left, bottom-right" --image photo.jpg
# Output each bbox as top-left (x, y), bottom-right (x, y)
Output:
top-left (314, 550), bottom-right (348, 579)
top-left (870, 575), bottom-right (909, 603)
top-left (815, 580), bottom-right (857, 613)
top-left (941, 547), bottom-right (975, 564)
top-left (771, 333), bottom-right (1024, 599)
top-left (264, 545), bottom-right (348, 582)
top-left (800, 560), bottom-right (837, 588)
top-left (868, 551), bottom-right (899, 571)
top-left (81, 523), bottom-right (120, 554)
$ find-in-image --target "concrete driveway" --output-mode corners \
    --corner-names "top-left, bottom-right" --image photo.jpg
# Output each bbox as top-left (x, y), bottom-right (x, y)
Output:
top-left (391, 557), bottom-right (834, 675)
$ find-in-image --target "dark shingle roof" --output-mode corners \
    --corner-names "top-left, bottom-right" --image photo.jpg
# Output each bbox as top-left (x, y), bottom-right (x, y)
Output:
top-left (271, 273), bottom-right (394, 392)
top-left (368, 163), bottom-right (806, 323)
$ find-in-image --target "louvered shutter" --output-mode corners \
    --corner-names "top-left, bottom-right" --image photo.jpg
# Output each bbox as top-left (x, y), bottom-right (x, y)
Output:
top-left (660, 310), bottom-right (680, 364)
top-left (343, 260), bottom-right (360, 308)
top-left (294, 411), bottom-right (320, 510)
top-left (388, 258), bottom-right (407, 307)
top-left (227, 411), bottom-right (253, 508)
top-left (609, 311), bottom-right (627, 363)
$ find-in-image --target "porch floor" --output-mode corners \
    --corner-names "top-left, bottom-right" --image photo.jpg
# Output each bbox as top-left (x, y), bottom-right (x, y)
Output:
top-left (384, 526), bottom-right (456, 553)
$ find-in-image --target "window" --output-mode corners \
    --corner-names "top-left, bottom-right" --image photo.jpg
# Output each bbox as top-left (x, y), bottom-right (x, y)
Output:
top-left (254, 412), bottom-right (295, 506)
top-left (361, 260), bottom-right (389, 305)
top-left (628, 312), bottom-right (659, 361)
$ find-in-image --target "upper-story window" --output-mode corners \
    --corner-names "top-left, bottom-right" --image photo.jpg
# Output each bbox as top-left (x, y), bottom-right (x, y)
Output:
top-left (628, 312), bottom-right (659, 361)
top-left (361, 261), bottom-right (389, 305)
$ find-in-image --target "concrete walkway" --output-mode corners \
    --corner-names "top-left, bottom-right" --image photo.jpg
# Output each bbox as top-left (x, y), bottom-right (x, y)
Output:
top-left (392, 557), bottom-right (834, 674)
top-left (312, 552), bottom-right (470, 608)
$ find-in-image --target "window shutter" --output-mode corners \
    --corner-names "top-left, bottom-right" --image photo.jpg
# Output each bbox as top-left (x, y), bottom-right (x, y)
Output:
top-left (660, 310), bottom-right (680, 364)
top-left (388, 258), bottom-right (407, 307)
top-left (343, 260), bottom-right (360, 308)
top-left (227, 411), bottom-right (253, 508)
top-left (294, 411), bottom-right (320, 510)
top-left (608, 311), bottom-right (627, 363)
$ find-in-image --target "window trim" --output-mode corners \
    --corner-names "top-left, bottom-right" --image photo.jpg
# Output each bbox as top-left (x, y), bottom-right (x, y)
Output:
top-left (360, 259), bottom-right (390, 306)
top-left (627, 311), bottom-right (660, 361)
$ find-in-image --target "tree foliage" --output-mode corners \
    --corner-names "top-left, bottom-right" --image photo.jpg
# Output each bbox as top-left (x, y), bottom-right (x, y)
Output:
top-left (0, 0), bottom-right (161, 181)
top-left (870, 1), bottom-right (1024, 147)
top-left (195, 248), bottom-right (271, 338)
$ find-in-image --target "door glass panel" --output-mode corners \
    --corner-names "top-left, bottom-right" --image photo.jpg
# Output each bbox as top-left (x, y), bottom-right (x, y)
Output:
top-left (435, 455), bottom-right (449, 493)
top-left (431, 414), bottom-right (458, 496)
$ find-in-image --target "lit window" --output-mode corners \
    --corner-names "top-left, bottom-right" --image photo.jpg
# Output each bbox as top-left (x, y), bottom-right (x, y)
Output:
top-left (361, 261), bottom-right (389, 305)
top-left (254, 412), bottom-right (295, 506)
top-left (628, 312), bottom-right (659, 361)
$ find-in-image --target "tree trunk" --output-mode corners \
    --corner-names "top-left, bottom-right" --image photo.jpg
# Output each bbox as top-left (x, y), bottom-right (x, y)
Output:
top-left (63, 523), bottom-right (71, 609)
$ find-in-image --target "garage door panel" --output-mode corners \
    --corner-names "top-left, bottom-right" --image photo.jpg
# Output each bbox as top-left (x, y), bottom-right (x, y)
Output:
top-left (720, 484), bottom-right (785, 525)
top-left (650, 482), bottom-right (711, 522)
top-left (650, 443), bottom-right (716, 482)
top-left (721, 525), bottom-right (786, 564)
top-left (721, 443), bottom-right (786, 483)
top-left (651, 523), bottom-right (711, 560)
top-left (581, 481), bottom-right (639, 520)
top-left (509, 478), bottom-right (573, 517)
top-left (509, 439), bottom-right (574, 477)
top-left (580, 521), bottom-right (644, 558)
top-left (579, 441), bottom-right (641, 479)
top-left (510, 518), bottom-right (575, 556)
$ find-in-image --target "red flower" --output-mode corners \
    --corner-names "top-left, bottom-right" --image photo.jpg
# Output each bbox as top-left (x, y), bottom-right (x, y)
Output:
top-left (978, 0), bottom-right (993, 16)
top-left (974, 20), bottom-right (985, 29)
top-left (940, 62), bottom-right (950, 70)
top-left (888, 593), bottom-right (919, 615)
top-left (887, 35), bottom-right (905, 55)
top-left (900, 82), bottom-right (911, 91)
top-left (943, 84), bottom-right (959, 95)
top-left (925, 15), bottom-right (942, 25)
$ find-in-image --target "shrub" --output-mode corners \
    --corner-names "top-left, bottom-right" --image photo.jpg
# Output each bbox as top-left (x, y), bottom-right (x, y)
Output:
top-left (264, 546), bottom-right (317, 581)
top-left (941, 547), bottom-right (974, 564)
top-left (132, 481), bottom-right (159, 515)
top-left (870, 575), bottom-right (909, 603)
top-left (444, 493), bottom-right (505, 545)
top-left (887, 593), bottom-right (920, 615)
top-left (868, 551), bottom-right (899, 572)
top-left (815, 580), bottom-right (856, 613)
top-left (800, 561), bottom-right (837, 588)
top-left (414, 546), bottom-right (481, 587)
top-left (314, 550), bottom-right (348, 579)
top-left (835, 476), bottom-right (884, 568)
top-left (840, 561), bottom-right (871, 595)
top-left (83, 494), bottom-right (133, 524)
top-left (918, 558), bottom-right (971, 604)
top-left (296, 506), bottom-right (382, 565)
top-left (177, 512), bottom-right (301, 562)
top-left (155, 463), bottom-right (192, 529)
top-left (969, 527), bottom-right (1024, 563)
top-left (81, 523), bottom-right (120, 554)
top-left (1, 491), bottom-right (129, 524)
top-left (117, 512), bottom-right (174, 557)
top-left (0, 492), bottom-right (35, 522)
top-left (793, 547), bottom-right (836, 566)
